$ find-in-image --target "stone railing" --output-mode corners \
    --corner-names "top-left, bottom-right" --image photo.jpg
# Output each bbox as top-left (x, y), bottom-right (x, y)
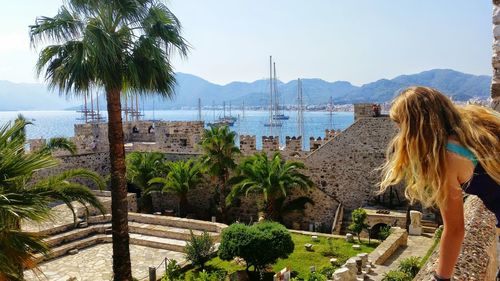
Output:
top-left (414, 196), bottom-right (498, 280)
top-left (368, 227), bottom-right (408, 265)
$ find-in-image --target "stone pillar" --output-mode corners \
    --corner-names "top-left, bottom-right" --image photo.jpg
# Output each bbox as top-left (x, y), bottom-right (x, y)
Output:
top-left (409, 210), bottom-right (423, 236)
top-left (492, 1), bottom-right (500, 111)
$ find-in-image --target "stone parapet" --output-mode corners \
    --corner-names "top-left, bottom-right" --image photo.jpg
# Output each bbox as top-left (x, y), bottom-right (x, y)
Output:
top-left (368, 227), bottom-right (408, 265)
top-left (414, 196), bottom-right (498, 281)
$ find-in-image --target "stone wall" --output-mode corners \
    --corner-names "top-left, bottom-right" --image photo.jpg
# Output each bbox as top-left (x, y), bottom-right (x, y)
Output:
top-left (304, 116), bottom-right (398, 213)
top-left (492, 1), bottom-right (500, 111)
top-left (239, 135), bottom-right (257, 155)
top-left (155, 121), bottom-right (204, 153)
top-left (415, 196), bottom-right (498, 280)
top-left (368, 227), bottom-right (408, 265)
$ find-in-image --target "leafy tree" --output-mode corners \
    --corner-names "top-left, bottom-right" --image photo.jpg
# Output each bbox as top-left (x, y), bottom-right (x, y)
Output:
top-left (0, 118), bottom-right (105, 280)
top-left (126, 152), bottom-right (167, 213)
top-left (227, 152), bottom-right (314, 221)
top-left (161, 259), bottom-right (182, 281)
top-left (348, 208), bottom-right (369, 243)
top-left (199, 126), bottom-right (240, 221)
top-left (218, 222), bottom-right (294, 273)
top-left (184, 230), bottom-right (215, 270)
top-left (30, 1), bottom-right (188, 279)
top-left (148, 159), bottom-right (201, 217)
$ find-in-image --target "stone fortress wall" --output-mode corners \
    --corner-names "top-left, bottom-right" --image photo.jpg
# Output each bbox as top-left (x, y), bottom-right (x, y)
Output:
top-left (28, 105), bottom-right (398, 231)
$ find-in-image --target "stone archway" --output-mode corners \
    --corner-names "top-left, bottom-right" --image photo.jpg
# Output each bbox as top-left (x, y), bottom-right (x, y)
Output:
top-left (370, 223), bottom-right (389, 239)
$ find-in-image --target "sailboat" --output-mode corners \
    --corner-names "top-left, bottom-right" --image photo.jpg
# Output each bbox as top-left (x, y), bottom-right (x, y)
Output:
top-left (208, 101), bottom-right (236, 127)
top-left (264, 56), bottom-right (283, 127)
top-left (272, 63), bottom-right (289, 120)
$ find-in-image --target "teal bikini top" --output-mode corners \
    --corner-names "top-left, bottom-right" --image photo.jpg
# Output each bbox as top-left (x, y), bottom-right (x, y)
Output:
top-left (445, 143), bottom-right (478, 166)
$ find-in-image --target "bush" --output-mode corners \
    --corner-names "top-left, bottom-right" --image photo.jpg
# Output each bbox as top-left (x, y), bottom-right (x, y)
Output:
top-left (185, 230), bottom-right (215, 269)
top-left (397, 256), bottom-right (421, 278)
top-left (434, 225), bottom-right (443, 240)
top-left (304, 271), bottom-right (327, 281)
top-left (378, 225), bottom-right (392, 241)
top-left (382, 270), bottom-right (410, 281)
top-left (185, 270), bottom-right (227, 281)
top-left (218, 222), bottom-right (294, 272)
top-left (161, 259), bottom-right (182, 281)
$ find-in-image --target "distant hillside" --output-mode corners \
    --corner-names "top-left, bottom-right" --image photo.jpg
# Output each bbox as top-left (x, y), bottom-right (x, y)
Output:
top-left (0, 69), bottom-right (491, 110)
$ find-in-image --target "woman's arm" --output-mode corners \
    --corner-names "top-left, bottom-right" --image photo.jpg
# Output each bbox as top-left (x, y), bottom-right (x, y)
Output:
top-left (436, 156), bottom-right (465, 278)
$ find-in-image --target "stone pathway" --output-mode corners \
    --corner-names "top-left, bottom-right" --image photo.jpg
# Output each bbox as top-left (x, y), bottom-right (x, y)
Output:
top-left (367, 235), bottom-right (434, 281)
top-left (24, 243), bottom-right (186, 281)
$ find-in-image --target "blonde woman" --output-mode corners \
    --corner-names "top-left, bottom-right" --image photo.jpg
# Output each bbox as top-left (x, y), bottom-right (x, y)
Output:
top-left (379, 87), bottom-right (500, 281)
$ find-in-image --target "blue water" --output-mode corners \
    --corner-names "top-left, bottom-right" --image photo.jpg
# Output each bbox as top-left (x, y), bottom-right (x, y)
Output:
top-left (0, 110), bottom-right (354, 150)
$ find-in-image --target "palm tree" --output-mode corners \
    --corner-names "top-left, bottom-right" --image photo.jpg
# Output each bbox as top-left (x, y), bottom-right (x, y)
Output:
top-left (199, 126), bottom-right (240, 221)
top-left (148, 159), bottom-right (202, 217)
top-left (30, 1), bottom-right (188, 279)
top-left (227, 152), bottom-right (314, 222)
top-left (126, 151), bottom-right (168, 213)
top-left (0, 118), bottom-right (106, 280)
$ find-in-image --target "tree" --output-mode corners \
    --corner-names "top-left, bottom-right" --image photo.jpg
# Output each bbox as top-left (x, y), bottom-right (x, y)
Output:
top-left (126, 152), bottom-right (168, 213)
top-left (199, 126), bottom-right (240, 221)
top-left (148, 159), bottom-right (202, 217)
top-left (218, 222), bottom-right (294, 273)
top-left (0, 118), bottom-right (106, 280)
top-left (348, 208), bottom-right (369, 243)
top-left (227, 152), bottom-right (314, 221)
top-left (30, 1), bottom-right (188, 279)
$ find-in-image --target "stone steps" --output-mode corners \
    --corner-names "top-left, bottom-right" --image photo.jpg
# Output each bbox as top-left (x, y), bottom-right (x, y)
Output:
top-left (422, 225), bottom-right (437, 234)
top-left (128, 221), bottom-right (220, 242)
top-left (130, 233), bottom-right (188, 253)
top-left (35, 234), bottom-right (112, 263)
top-left (421, 220), bottom-right (438, 228)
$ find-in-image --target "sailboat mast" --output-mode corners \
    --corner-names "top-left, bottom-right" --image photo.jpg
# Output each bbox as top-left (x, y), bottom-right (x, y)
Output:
top-left (273, 62), bottom-right (279, 115)
top-left (96, 91), bottom-right (100, 123)
top-left (223, 101), bottom-right (226, 118)
top-left (269, 55), bottom-right (273, 135)
top-left (198, 98), bottom-right (202, 121)
top-left (135, 94), bottom-right (139, 121)
top-left (90, 90), bottom-right (95, 123)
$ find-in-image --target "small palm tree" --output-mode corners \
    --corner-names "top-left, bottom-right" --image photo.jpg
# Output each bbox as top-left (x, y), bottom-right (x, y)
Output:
top-left (227, 152), bottom-right (314, 222)
top-left (126, 152), bottom-right (168, 213)
top-left (148, 159), bottom-right (202, 217)
top-left (200, 126), bottom-right (240, 221)
top-left (30, 2), bottom-right (188, 278)
top-left (0, 118), bottom-right (106, 280)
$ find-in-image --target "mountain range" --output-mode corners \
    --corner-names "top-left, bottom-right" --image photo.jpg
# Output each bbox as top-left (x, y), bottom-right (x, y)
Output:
top-left (0, 69), bottom-right (491, 110)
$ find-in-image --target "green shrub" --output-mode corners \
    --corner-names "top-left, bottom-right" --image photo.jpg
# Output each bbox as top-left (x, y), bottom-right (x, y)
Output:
top-left (318, 266), bottom-right (335, 279)
top-left (434, 225), bottom-right (443, 240)
top-left (348, 208), bottom-right (368, 242)
top-left (161, 259), bottom-right (182, 281)
top-left (218, 222), bottom-right (294, 272)
top-left (378, 225), bottom-right (392, 241)
top-left (185, 270), bottom-right (227, 281)
top-left (397, 256), bottom-right (421, 278)
top-left (382, 270), bottom-right (410, 281)
top-left (185, 230), bottom-right (215, 269)
top-left (304, 271), bottom-right (327, 281)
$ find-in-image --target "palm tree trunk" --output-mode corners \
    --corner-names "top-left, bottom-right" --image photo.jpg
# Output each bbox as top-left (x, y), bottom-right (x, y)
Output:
top-left (106, 88), bottom-right (132, 281)
top-left (179, 194), bottom-right (189, 217)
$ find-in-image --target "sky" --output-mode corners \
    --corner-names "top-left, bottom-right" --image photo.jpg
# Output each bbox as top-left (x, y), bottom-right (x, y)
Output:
top-left (0, 0), bottom-right (493, 86)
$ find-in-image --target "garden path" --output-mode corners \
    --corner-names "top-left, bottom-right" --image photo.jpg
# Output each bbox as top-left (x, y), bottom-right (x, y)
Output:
top-left (366, 235), bottom-right (434, 281)
top-left (24, 243), bottom-right (186, 281)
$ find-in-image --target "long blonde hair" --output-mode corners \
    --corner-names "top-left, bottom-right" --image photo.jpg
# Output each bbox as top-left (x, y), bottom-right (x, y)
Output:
top-left (379, 86), bottom-right (500, 208)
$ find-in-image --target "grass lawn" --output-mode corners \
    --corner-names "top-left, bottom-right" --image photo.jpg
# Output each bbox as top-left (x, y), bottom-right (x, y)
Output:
top-left (185, 233), bottom-right (379, 280)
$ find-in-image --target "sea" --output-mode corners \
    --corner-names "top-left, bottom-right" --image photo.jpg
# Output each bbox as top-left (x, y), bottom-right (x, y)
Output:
top-left (0, 110), bottom-right (354, 150)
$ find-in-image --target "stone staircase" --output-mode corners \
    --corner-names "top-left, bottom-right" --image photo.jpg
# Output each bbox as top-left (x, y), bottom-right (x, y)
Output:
top-left (421, 220), bottom-right (438, 235)
top-left (34, 213), bottom-right (226, 263)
